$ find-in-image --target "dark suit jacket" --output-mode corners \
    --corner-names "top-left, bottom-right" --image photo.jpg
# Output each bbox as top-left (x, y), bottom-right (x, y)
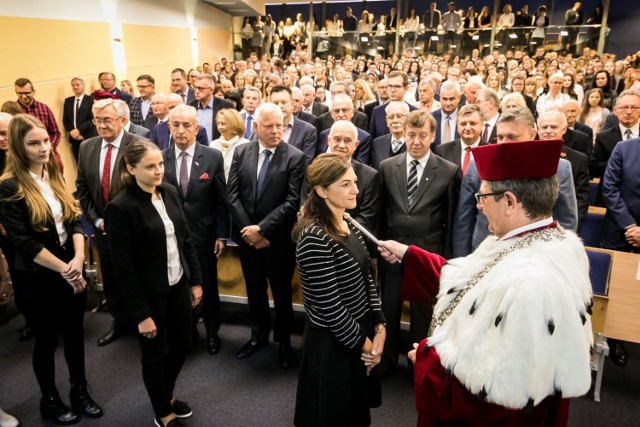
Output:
top-left (317, 111), bottom-right (369, 133)
top-left (562, 146), bottom-right (590, 229)
top-left (379, 152), bottom-right (461, 260)
top-left (0, 178), bottom-right (83, 273)
top-left (590, 125), bottom-right (623, 179)
top-left (75, 131), bottom-right (148, 228)
top-left (371, 134), bottom-right (406, 170)
top-left (432, 109), bottom-right (460, 147)
top-left (104, 182), bottom-right (202, 324)
top-left (227, 140), bottom-right (306, 243)
top-left (601, 113), bottom-right (619, 132)
top-left (162, 143), bottom-right (229, 252)
top-left (311, 102), bottom-right (328, 117)
top-left (271, 43), bottom-right (284, 58)
top-left (151, 121), bottom-right (209, 151)
top-left (295, 111), bottom-right (318, 128)
top-left (142, 115), bottom-right (159, 132)
top-left (434, 139), bottom-right (488, 169)
top-left (182, 87), bottom-right (196, 104)
top-left (287, 117), bottom-right (318, 163)
top-left (369, 102), bottom-right (418, 140)
top-left (601, 138), bottom-right (640, 249)
top-left (240, 111), bottom-right (256, 141)
top-left (110, 88), bottom-right (132, 104)
top-left (364, 100), bottom-right (380, 125)
top-left (422, 10), bottom-right (442, 29)
top-left (573, 121), bottom-right (593, 141)
top-left (189, 96), bottom-right (234, 141)
top-left (127, 123), bottom-right (152, 139)
top-left (316, 128), bottom-right (372, 166)
top-left (62, 95), bottom-right (94, 143)
top-left (562, 128), bottom-right (591, 157)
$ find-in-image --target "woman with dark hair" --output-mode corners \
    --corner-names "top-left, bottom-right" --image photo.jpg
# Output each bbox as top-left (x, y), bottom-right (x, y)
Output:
top-left (0, 114), bottom-right (102, 425)
top-left (591, 70), bottom-right (616, 110)
top-left (104, 139), bottom-right (203, 427)
top-left (293, 153), bottom-right (386, 427)
top-left (578, 88), bottom-right (610, 141)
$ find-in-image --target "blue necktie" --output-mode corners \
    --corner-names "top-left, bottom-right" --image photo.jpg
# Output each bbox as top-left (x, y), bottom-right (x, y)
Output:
top-left (245, 115), bottom-right (253, 139)
top-left (257, 150), bottom-right (272, 195)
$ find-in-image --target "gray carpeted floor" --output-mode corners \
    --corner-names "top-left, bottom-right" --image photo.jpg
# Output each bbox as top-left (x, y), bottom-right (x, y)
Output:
top-left (0, 303), bottom-right (638, 426)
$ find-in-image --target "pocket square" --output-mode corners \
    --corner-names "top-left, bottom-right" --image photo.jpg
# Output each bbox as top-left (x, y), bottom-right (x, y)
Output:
top-left (199, 172), bottom-right (209, 180)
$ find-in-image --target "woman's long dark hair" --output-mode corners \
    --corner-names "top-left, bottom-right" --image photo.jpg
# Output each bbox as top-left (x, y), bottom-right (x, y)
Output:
top-left (292, 153), bottom-right (352, 243)
top-left (112, 139), bottom-right (161, 197)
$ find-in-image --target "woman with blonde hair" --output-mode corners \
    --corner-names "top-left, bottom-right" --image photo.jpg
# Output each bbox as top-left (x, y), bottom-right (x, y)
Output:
top-left (0, 115), bottom-right (102, 425)
top-left (353, 79), bottom-right (376, 112)
top-left (121, 79), bottom-right (135, 97)
top-left (486, 72), bottom-right (505, 100)
top-left (210, 108), bottom-right (250, 180)
top-left (500, 92), bottom-right (527, 111)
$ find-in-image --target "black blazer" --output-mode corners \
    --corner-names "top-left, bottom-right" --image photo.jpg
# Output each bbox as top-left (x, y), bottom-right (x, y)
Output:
top-left (62, 95), bottom-right (94, 143)
top-left (370, 134), bottom-right (406, 170)
top-left (104, 182), bottom-right (202, 324)
top-left (227, 140), bottom-right (306, 243)
top-left (434, 139), bottom-right (488, 169)
top-left (311, 102), bottom-right (328, 117)
top-left (562, 146), bottom-right (590, 228)
top-left (317, 111), bottom-right (368, 133)
top-left (162, 143), bottom-right (229, 251)
top-left (295, 111), bottom-right (318, 128)
top-left (563, 128), bottom-right (592, 157)
top-left (573, 121), bottom-right (593, 141)
top-left (0, 178), bottom-right (83, 273)
top-left (590, 126), bottom-right (623, 179)
top-left (189, 96), bottom-right (234, 141)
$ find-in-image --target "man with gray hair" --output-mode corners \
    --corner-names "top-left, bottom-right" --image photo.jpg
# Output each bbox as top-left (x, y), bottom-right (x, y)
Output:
top-left (119, 100), bottom-right (152, 139)
top-left (300, 83), bottom-right (328, 117)
top-left (371, 101), bottom-right (410, 169)
top-left (227, 102), bottom-right (306, 369)
top-left (432, 80), bottom-right (462, 146)
top-left (563, 99), bottom-right (593, 143)
top-left (416, 79), bottom-right (440, 112)
top-left (453, 107), bottom-right (578, 257)
top-left (462, 76), bottom-right (484, 107)
top-left (477, 88), bottom-right (500, 144)
top-left (76, 98), bottom-right (149, 346)
top-left (291, 87), bottom-right (318, 127)
top-left (152, 94), bottom-right (209, 150)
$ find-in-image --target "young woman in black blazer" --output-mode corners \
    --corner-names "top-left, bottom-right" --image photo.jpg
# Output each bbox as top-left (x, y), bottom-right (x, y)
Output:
top-left (0, 114), bottom-right (102, 425)
top-left (104, 139), bottom-right (202, 427)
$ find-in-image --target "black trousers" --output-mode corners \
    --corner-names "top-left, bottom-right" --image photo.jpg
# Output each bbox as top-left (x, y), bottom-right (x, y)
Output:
top-left (21, 244), bottom-right (87, 396)
top-left (96, 231), bottom-right (130, 330)
top-left (138, 277), bottom-right (192, 418)
top-left (0, 234), bottom-right (34, 328)
top-left (237, 238), bottom-right (295, 345)
top-left (193, 249), bottom-right (220, 333)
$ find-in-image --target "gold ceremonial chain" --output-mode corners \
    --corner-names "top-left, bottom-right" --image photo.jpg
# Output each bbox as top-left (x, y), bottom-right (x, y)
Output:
top-left (428, 226), bottom-right (566, 336)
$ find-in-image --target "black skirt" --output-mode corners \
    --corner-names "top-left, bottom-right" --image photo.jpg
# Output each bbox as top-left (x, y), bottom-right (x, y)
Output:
top-left (294, 312), bottom-right (381, 427)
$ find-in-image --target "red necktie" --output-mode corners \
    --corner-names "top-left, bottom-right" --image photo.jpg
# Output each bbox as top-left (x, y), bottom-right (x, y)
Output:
top-left (462, 147), bottom-right (471, 175)
top-left (482, 123), bottom-right (490, 143)
top-left (102, 144), bottom-right (113, 205)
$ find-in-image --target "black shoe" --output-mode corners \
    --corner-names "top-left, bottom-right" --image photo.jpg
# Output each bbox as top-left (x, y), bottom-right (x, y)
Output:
top-left (171, 400), bottom-right (192, 419)
top-left (207, 332), bottom-right (221, 355)
top-left (19, 326), bottom-right (35, 341)
top-left (97, 325), bottom-right (127, 347)
top-left (154, 416), bottom-right (184, 427)
top-left (279, 343), bottom-right (295, 369)
top-left (236, 338), bottom-right (268, 359)
top-left (611, 342), bottom-right (628, 367)
top-left (40, 394), bottom-right (79, 425)
top-left (70, 382), bottom-right (103, 418)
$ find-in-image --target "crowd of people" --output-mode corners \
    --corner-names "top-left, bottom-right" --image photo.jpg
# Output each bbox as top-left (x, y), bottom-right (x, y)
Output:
top-left (1, 4), bottom-right (640, 425)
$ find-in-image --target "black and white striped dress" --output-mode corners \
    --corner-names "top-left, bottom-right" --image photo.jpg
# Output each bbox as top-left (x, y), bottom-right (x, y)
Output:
top-left (294, 224), bottom-right (385, 427)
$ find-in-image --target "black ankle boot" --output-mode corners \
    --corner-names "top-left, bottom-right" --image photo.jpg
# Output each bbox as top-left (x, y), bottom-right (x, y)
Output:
top-left (40, 394), bottom-right (79, 425)
top-left (69, 382), bottom-right (103, 418)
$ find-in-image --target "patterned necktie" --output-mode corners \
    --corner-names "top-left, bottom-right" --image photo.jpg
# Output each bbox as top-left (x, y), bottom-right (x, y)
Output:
top-left (74, 98), bottom-right (80, 129)
top-left (180, 92), bottom-right (186, 103)
top-left (245, 115), bottom-right (253, 139)
top-left (625, 128), bottom-right (633, 140)
top-left (482, 123), bottom-right (490, 143)
top-left (257, 150), bottom-right (272, 195)
top-left (443, 115), bottom-right (451, 144)
top-left (179, 151), bottom-right (189, 196)
top-left (407, 160), bottom-right (419, 205)
top-left (101, 144), bottom-right (113, 205)
top-left (462, 147), bottom-right (472, 175)
top-left (392, 140), bottom-right (402, 153)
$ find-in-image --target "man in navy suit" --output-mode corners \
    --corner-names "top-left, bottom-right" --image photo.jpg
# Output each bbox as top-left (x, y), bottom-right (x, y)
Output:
top-left (269, 85), bottom-right (317, 163)
top-left (453, 107), bottom-right (578, 257)
top-left (62, 77), bottom-right (94, 161)
top-left (369, 71), bottom-right (418, 140)
top-left (240, 86), bottom-right (262, 141)
top-left (316, 94), bottom-right (371, 165)
top-left (227, 103), bottom-right (306, 369)
top-left (162, 104), bottom-right (229, 355)
top-left (189, 74), bottom-right (234, 141)
top-left (431, 80), bottom-right (462, 147)
top-left (153, 94), bottom-right (208, 150)
top-left (171, 68), bottom-right (195, 104)
top-left (371, 101), bottom-right (409, 170)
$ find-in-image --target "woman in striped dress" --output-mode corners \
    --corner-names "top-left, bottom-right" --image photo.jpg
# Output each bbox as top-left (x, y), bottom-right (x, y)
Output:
top-left (293, 154), bottom-right (386, 427)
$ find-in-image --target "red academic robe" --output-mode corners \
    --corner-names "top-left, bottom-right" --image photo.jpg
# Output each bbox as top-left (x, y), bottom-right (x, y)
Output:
top-left (402, 245), bottom-right (571, 427)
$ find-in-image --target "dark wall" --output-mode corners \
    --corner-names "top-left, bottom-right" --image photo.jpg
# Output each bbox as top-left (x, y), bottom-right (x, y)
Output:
top-left (265, 1), bottom-right (637, 58)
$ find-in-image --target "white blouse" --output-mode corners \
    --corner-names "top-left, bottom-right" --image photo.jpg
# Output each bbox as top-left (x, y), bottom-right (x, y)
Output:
top-left (30, 170), bottom-right (67, 245)
top-left (152, 193), bottom-right (183, 286)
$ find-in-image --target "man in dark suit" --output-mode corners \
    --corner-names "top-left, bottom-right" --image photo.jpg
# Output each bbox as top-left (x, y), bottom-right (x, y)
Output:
top-left (317, 81), bottom-right (368, 132)
top-left (171, 68), bottom-right (195, 104)
top-left (162, 104), bottom-right (229, 355)
top-left (378, 110), bottom-right (461, 375)
top-left (563, 2), bottom-right (583, 55)
top-left (300, 84), bottom-right (328, 117)
top-left (434, 104), bottom-right (487, 174)
top-left (62, 77), bottom-right (94, 161)
top-left (240, 86), bottom-right (262, 141)
top-left (369, 71), bottom-right (418, 140)
top-left (97, 72), bottom-right (132, 104)
top-left (431, 80), bottom-right (462, 147)
top-left (316, 94), bottom-right (371, 164)
top-left (291, 87), bottom-right (318, 128)
top-left (227, 103), bottom-right (306, 369)
top-left (422, 2), bottom-right (442, 54)
top-left (153, 94), bottom-right (208, 150)
top-left (364, 78), bottom-right (389, 125)
top-left (75, 98), bottom-right (148, 346)
top-left (477, 88), bottom-right (500, 144)
top-left (189, 73), bottom-right (233, 141)
top-left (563, 127), bottom-right (592, 158)
top-left (590, 91), bottom-right (640, 204)
top-left (371, 101), bottom-right (409, 170)
top-left (564, 99), bottom-right (593, 141)
top-left (538, 110), bottom-right (590, 229)
top-left (129, 75), bottom-right (155, 126)
top-left (142, 93), bottom-right (166, 133)
top-left (269, 86), bottom-right (317, 163)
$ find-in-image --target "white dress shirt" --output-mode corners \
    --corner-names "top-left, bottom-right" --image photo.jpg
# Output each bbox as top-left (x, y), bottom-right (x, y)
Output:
top-left (152, 194), bottom-right (183, 285)
top-left (406, 151), bottom-right (431, 184)
top-left (174, 142), bottom-right (197, 183)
